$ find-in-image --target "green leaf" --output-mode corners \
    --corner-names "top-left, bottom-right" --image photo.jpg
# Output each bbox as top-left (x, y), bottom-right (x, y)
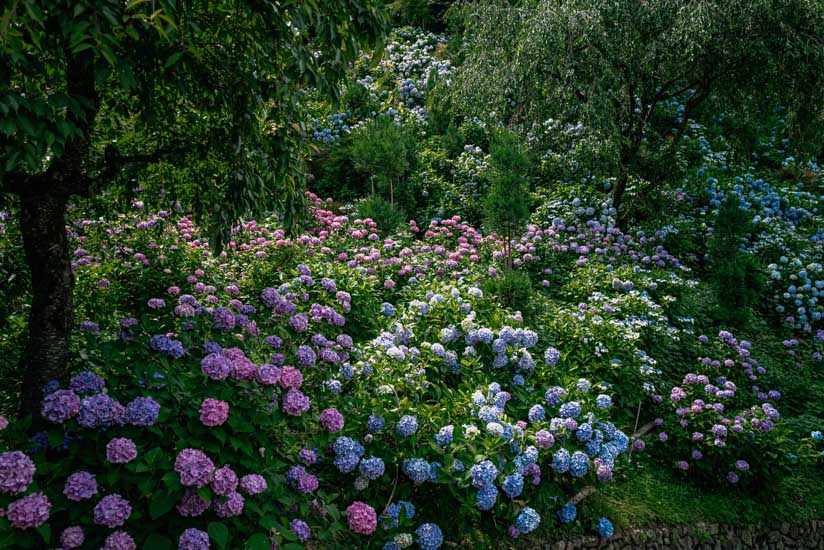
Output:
top-left (208, 522), bottom-right (230, 549)
top-left (245, 533), bottom-right (270, 550)
top-left (149, 491), bottom-right (177, 519)
top-left (143, 534), bottom-right (172, 550)
top-left (47, 429), bottom-right (64, 448)
top-left (36, 523), bottom-right (50, 544)
top-left (164, 51), bottom-right (183, 68)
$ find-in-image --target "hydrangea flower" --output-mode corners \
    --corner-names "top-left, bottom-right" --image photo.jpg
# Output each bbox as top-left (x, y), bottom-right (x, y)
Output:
top-left (415, 523), bottom-right (444, 550)
top-left (396, 415), bottom-right (418, 436)
top-left (6, 492), bottom-right (50, 529)
top-left (515, 506), bottom-right (540, 534)
top-left (239, 474), bottom-right (267, 495)
top-left (103, 531), bottom-right (136, 550)
top-left (290, 519), bottom-right (311, 543)
top-left (178, 528), bottom-right (210, 550)
top-left (557, 501), bottom-right (577, 523)
top-left (41, 389), bottom-right (81, 423)
top-left (125, 397), bottom-right (160, 426)
top-left (347, 501), bottom-right (378, 534)
top-left (175, 449), bottom-right (215, 487)
top-left (597, 517), bottom-right (614, 538)
top-left (61, 526), bottom-right (85, 549)
top-left (94, 494), bottom-right (132, 528)
top-left (200, 398), bottom-right (229, 426)
top-left (320, 408), bottom-right (345, 432)
top-left (106, 438), bottom-right (138, 464)
top-left (0, 451), bottom-right (36, 494)
top-left (63, 470), bottom-right (98, 501)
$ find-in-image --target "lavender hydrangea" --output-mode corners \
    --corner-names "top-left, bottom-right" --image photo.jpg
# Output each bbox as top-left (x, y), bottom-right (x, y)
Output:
top-left (93, 494), bottom-right (132, 528)
top-left (0, 451), bottom-right (36, 494)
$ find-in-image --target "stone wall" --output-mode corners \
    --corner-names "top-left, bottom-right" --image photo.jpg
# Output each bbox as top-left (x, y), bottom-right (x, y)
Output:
top-left (535, 521), bottom-right (824, 549)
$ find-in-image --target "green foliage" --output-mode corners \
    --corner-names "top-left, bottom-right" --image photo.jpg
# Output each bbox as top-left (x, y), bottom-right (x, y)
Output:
top-left (348, 116), bottom-right (417, 208)
top-left (354, 195), bottom-right (407, 235)
top-left (483, 130), bottom-right (530, 270)
top-left (708, 196), bottom-right (764, 326)
top-left (482, 270), bottom-right (533, 313)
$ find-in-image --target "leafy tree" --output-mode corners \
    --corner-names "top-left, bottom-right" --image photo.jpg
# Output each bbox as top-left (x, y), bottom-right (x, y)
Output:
top-left (455, 0), bottom-right (824, 219)
top-left (483, 129), bottom-right (529, 272)
top-left (0, 0), bottom-right (388, 415)
top-left (349, 115), bottom-right (416, 207)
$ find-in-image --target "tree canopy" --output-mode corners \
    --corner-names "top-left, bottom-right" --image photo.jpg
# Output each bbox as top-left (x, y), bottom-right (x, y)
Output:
top-left (453, 0), bottom-right (824, 212)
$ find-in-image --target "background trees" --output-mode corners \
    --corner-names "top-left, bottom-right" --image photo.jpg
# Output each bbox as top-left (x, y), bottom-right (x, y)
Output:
top-left (453, 0), bottom-right (824, 221)
top-left (0, 0), bottom-right (389, 415)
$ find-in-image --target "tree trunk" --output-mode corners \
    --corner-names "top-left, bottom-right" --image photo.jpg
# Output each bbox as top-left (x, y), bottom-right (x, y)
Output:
top-left (18, 192), bottom-right (74, 418)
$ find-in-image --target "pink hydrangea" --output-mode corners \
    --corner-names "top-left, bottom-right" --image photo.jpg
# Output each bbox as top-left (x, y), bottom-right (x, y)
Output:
top-left (6, 493), bottom-right (50, 529)
top-left (279, 366), bottom-right (303, 389)
top-left (346, 501), bottom-right (377, 535)
top-left (320, 408), bottom-right (345, 432)
top-left (106, 438), bottom-right (138, 464)
top-left (0, 415), bottom-right (8, 430)
top-left (199, 398), bottom-right (229, 427)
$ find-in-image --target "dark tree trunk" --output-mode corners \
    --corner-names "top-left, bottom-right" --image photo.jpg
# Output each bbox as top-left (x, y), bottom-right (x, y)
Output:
top-left (18, 192), bottom-right (74, 418)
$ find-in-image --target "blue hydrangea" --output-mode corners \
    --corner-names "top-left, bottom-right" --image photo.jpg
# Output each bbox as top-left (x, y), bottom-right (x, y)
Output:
top-left (470, 460), bottom-right (498, 488)
top-left (477, 406), bottom-right (501, 422)
top-left (333, 436), bottom-right (364, 457)
top-left (334, 453), bottom-right (360, 473)
top-left (492, 338), bottom-right (507, 354)
top-left (515, 507), bottom-right (541, 533)
top-left (403, 458), bottom-right (431, 483)
top-left (476, 484), bottom-right (498, 510)
top-left (381, 303), bottom-right (396, 317)
top-left (397, 415), bottom-right (418, 436)
top-left (359, 457), bottom-right (386, 480)
top-left (597, 517), bottom-right (614, 539)
top-left (557, 502), bottom-right (577, 523)
top-left (384, 500), bottom-right (415, 528)
top-left (545, 386), bottom-right (568, 406)
top-left (576, 422), bottom-right (593, 442)
top-left (559, 401), bottom-right (582, 418)
top-left (575, 378), bottom-right (591, 392)
top-left (552, 448), bottom-right (571, 473)
top-left (415, 523), bottom-right (443, 550)
top-left (492, 354), bottom-right (508, 368)
top-left (811, 430), bottom-right (823, 441)
top-left (612, 430), bottom-right (629, 453)
top-left (512, 374), bottom-right (525, 386)
top-left (323, 379), bottom-right (342, 395)
top-left (125, 397), bottom-right (160, 426)
top-left (451, 459), bottom-right (465, 472)
top-left (584, 440), bottom-right (601, 457)
top-left (528, 404), bottom-right (545, 422)
top-left (502, 473), bottom-right (524, 498)
top-left (367, 414), bottom-right (385, 433)
top-left (569, 451), bottom-right (589, 477)
top-left (435, 425), bottom-right (454, 447)
top-left (477, 328), bottom-right (495, 344)
top-left (596, 394), bottom-right (612, 409)
top-left (544, 347), bottom-right (561, 366)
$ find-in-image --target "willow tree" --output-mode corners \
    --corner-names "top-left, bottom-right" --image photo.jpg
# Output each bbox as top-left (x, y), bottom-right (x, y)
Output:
top-left (0, 0), bottom-right (388, 415)
top-left (453, 0), bottom-right (824, 215)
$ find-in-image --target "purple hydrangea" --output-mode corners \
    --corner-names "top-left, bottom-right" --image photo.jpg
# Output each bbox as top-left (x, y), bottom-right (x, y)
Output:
top-left (175, 449), bottom-right (215, 487)
top-left (239, 474), bottom-right (267, 495)
top-left (78, 394), bottom-right (125, 429)
top-left (106, 438), bottom-right (138, 464)
top-left (177, 488), bottom-right (210, 517)
top-left (103, 531), bottom-right (136, 550)
top-left (290, 519), bottom-right (311, 542)
top-left (295, 345), bottom-right (316, 367)
top-left (0, 451), bottom-right (36, 494)
top-left (287, 466), bottom-right (319, 493)
top-left (150, 334), bottom-right (185, 358)
top-left (212, 307), bottom-right (235, 332)
top-left (282, 389), bottom-right (311, 416)
top-left (214, 491), bottom-right (244, 517)
top-left (41, 389), bottom-right (81, 423)
top-left (70, 371), bottom-right (105, 394)
top-left (211, 466), bottom-right (238, 496)
top-left (61, 526), bottom-right (85, 549)
top-left (178, 528), bottom-right (210, 550)
top-left (201, 353), bottom-right (232, 381)
top-left (64, 471), bottom-right (98, 501)
top-left (347, 501), bottom-right (378, 535)
top-left (5, 492), bottom-right (50, 529)
top-left (93, 494), bottom-right (132, 528)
